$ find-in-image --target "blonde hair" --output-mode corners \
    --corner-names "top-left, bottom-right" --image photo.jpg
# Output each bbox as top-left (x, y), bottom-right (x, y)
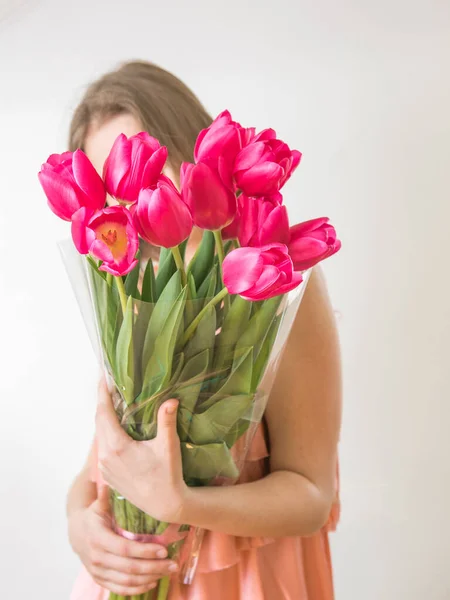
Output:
top-left (68, 60), bottom-right (212, 170)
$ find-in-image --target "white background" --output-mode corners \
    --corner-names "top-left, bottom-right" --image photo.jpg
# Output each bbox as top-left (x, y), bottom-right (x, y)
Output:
top-left (0, 0), bottom-right (449, 598)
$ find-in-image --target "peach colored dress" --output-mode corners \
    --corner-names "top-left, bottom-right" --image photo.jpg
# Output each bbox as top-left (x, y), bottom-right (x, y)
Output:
top-left (70, 424), bottom-right (340, 600)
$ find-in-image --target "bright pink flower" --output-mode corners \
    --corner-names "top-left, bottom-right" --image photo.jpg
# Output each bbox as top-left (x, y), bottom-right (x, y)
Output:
top-left (238, 194), bottom-right (289, 248)
top-left (223, 243), bottom-right (302, 301)
top-left (288, 217), bottom-right (341, 271)
top-left (234, 130), bottom-right (301, 197)
top-left (181, 162), bottom-right (237, 230)
top-left (38, 150), bottom-right (106, 221)
top-left (72, 205), bottom-right (139, 276)
top-left (133, 179), bottom-right (193, 248)
top-left (194, 110), bottom-right (254, 189)
top-left (103, 132), bottom-right (168, 203)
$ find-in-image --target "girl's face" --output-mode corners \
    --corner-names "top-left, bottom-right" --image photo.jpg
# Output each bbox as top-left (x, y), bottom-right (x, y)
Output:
top-left (84, 113), bottom-right (178, 205)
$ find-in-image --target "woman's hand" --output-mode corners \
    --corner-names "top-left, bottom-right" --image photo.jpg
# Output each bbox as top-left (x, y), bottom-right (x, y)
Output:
top-left (95, 379), bottom-right (189, 524)
top-left (68, 485), bottom-right (179, 595)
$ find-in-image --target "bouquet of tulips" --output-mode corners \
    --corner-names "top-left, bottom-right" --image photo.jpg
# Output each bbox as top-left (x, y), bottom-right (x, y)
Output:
top-left (39, 110), bottom-right (340, 600)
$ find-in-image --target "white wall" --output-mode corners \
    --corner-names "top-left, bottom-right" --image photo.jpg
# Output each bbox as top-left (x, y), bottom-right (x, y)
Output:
top-left (1, 0), bottom-right (449, 598)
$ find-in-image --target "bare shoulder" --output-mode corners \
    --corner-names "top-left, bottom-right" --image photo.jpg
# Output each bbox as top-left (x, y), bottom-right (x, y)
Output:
top-left (265, 266), bottom-right (342, 495)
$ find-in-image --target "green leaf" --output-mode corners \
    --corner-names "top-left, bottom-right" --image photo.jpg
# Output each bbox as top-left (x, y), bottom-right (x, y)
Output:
top-left (169, 352), bottom-right (185, 386)
top-left (174, 349), bottom-right (210, 414)
top-left (184, 393), bottom-right (254, 445)
top-left (214, 295), bottom-right (252, 371)
top-left (200, 347), bottom-right (253, 411)
top-left (131, 301), bottom-right (154, 398)
top-left (141, 287), bottom-right (187, 398)
top-left (124, 261), bottom-right (140, 299)
top-left (141, 259), bottom-right (156, 303)
top-left (141, 271), bottom-right (182, 374)
top-left (236, 296), bottom-right (282, 358)
top-left (181, 441), bottom-right (239, 481)
top-left (155, 250), bottom-right (177, 299)
top-left (187, 230), bottom-right (215, 290)
top-left (115, 295), bottom-right (134, 405)
top-left (251, 314), bottom-right (281, 391)
top-left (197, 263), bottom-right (218, 302)
top-left (184, 305), bottom-right (216, 364)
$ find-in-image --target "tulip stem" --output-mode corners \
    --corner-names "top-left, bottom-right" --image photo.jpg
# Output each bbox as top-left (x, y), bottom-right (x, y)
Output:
top-left (171, 245), bottom-right (187, 287)
top-left (181, 287), bottom-right (229, 346)
top-left (213, 230), bottom-right (230, 314)
top-left (213, 230), bottom-right (225, 267)
top-left (114, 276), bottom-right (128, 315)
top-left (106, 273), bottom-right (113, 287)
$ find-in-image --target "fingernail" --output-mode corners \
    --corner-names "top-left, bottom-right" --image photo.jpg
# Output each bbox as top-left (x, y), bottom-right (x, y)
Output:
top-left (169, 563), bottom-right (179, 572)
top-left (157, 549), bottom-right (168, 558)
top-left (166, 402), bottom-right (178, 415)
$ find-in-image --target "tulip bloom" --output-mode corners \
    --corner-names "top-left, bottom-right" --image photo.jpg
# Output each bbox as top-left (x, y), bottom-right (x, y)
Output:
top-left (103, 132), bottom-right (168, 203)
top-left (133, 179), bottom-right (193, 248)
top-left (38, 150), bottom-right (106, 220)
top-left (223, 243), bottom-right (302, 301)
top-left (238, 194), bottom-right (289, 248)
top-left (194, 110), bottom-right (254, 188)
top-left (234, 130), bottom-right (301, 197)
top-left (181, 162), bottom-right (236, 230)
top-left (72, 205), bottom-right (139, 276)
top-left (288, 217), bottom-right (341, 271)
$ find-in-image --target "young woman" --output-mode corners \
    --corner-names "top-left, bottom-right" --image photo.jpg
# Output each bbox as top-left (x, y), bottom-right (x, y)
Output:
top-left (67, 61), bottom-right (342, 600)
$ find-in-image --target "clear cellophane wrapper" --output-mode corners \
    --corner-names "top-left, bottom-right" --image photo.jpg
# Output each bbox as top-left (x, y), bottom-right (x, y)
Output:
top-left (59, 240), bottom-right (309, 595)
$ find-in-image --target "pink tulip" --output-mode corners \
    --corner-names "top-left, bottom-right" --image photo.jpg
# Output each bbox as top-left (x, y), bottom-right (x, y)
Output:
top-left (288, 217), bottom-right (341, 271)
top-left (234, 130), bottom-right (302, 197)
top-left (194, 110), bottom-right (254, 189)
top-left (238, 194), bottom-right (289, 248)
top-left (223, 243), bottom-right (302, 301)
top-left (38, 150), bottom-right (106, 221)
top-left (72, 205), bottom-right (139, 276)
top-left (132, 179), bottom-right (193, 248)
top-left (103, 132), bottom-right (168, 203)
top-left (181, 162), bottom-right (237, 230)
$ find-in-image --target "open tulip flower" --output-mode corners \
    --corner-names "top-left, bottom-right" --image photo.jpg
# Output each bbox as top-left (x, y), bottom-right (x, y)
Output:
top-left (38, 150), bottom-right (106, 220)
top-left (223, 243), bottom-right (303, 301)
top-left (71, 205), bottom-right (139, 276)
top-left (234, 129), bottom-right (302, 197)
top-left (288, 217), bottom-right (341, 272)
top-left (103, 132), bottom-right (168, 203)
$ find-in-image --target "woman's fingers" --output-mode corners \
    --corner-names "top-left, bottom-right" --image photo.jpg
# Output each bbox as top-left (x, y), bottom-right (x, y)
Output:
top-left (99, 551), bottom-right (178, 577)
top-left (92, 565), bottom-right (159, 587)
top-left (92, 575), bottom-right (157, 596)
top-left (96, 526), bottom-right (168, 559)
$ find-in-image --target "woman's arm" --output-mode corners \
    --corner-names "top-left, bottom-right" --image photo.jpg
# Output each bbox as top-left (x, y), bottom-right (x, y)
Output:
top-left (96, 267), bottom-right (342, 539)
top-left (183, 267), bottom-right (342, 537)
top-left (66, 442), bottom-right (97, 519)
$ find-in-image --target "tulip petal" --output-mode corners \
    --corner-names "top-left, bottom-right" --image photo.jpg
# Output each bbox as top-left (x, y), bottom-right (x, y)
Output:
top-left (103, 134), bottom-right (131, 196)
top-left (237, 162), bottom-right (283, 197)
top-left (289, 217), bottom-right (330, 238)
top-left (71, 207), bottom-right (96, 254)
top-left (252, 128), bottom-right (277, 142)
top-left (234, 142), bottom-right (266, 171)
top-left (244, 265), bottom-right (281, 299)
top-left (141, 146), bottom-right (168, 188)
top-left (223, 247), bottom-right (264, 294)
top-left (72, 150), bottom-right (106, 211)
top-left (90, 239), bottom-right (115, 263)
top-left (259, 205), bottom-right (290, 246)
top-left (38, 170), bottom-right (81, 221)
